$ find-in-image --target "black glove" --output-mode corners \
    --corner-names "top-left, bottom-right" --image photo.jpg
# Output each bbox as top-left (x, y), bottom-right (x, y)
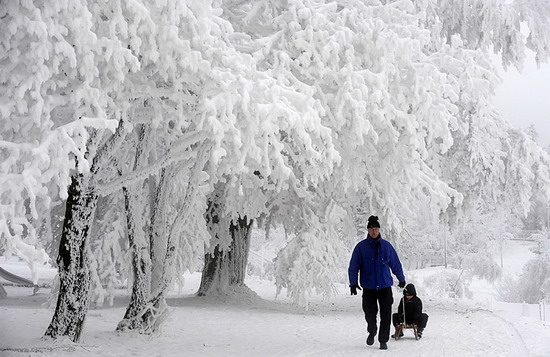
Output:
top-left (398, 281), bottom-right (406, 288)
top-left (350, 285), bottom-right (362, 295)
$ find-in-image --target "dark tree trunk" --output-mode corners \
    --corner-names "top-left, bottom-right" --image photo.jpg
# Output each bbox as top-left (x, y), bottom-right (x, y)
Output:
top-left (44, 174), bottom-right (97, 342)
top-left (116, 125), bottom-right (156, 333)
top-left (228, 216), bottom-right (253, 285)
top-left (198, 212), bottom-right (253, 296)
top-left (116, 185), bottom-right (152, 332)
top-left (44, 121), bottom-right (126, 342)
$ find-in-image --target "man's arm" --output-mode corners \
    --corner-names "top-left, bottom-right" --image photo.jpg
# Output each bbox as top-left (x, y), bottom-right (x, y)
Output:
top-left (348, 245), bottom-right (361, 286)
top-left (388, 244), bottom-right (405, 283)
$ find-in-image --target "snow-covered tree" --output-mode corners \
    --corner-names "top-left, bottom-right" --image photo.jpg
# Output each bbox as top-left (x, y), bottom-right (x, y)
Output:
top-left (4, 0), bottom-right (223, 339)
top-left (414, 0), bottom-right (550, 70)
top-left (195, 57), bottom-right (341, 296)
top-left (400, 0), bottom-right (550, 266)
top-left (219, 0), bottom-right (468, 301)
top-left (416, 0), bottom-right (550, 213)
top-left (4, 0), bottom-right (550, 333)
top-left (0, 1), bottom-right (121, 285)
top-left (80, 0), bottom-right (275, 333)
top-left (219, 0), bottom-right (550, 300)
top-left (2, 0), bottom-right (135, 342)
top-left (498, 236), bottom-right (550, 303)
top-left (88, 195), bottom-right (129, 308)
top-left (273, 197), bottom-right (348, 306)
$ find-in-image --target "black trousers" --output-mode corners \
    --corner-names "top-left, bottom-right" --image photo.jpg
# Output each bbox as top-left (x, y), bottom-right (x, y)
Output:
top-left (362, 287), bottom-right (393, 343)
top-left (392, 312), bottom-right (429, 330)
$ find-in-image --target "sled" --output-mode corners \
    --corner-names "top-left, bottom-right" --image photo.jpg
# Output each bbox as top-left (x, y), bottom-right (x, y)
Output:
top-left (393, 323), bottom-right (419, 340)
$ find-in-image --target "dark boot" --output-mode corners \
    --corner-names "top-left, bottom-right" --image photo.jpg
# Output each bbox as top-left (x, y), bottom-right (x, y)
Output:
top-left (380, 342), bottom-right (388, 350)
top-left (366, 333), bottom-right (375, 345)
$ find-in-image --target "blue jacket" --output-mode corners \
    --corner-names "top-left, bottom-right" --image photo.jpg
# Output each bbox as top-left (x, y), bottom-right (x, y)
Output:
top-left (348, 235), bottom-right (405, 290)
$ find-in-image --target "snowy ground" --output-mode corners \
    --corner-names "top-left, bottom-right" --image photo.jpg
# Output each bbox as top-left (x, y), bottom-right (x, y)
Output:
top-left (1, 240), bottom-right (550, 357)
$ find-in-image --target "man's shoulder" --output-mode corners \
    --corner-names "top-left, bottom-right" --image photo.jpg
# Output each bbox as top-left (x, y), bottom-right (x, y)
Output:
top-left (353, 238), bottom-right (373, 252)
top-left (354, 236), bottom-right (369, 245)
top-left (379, 238), bottom-right (395, 248)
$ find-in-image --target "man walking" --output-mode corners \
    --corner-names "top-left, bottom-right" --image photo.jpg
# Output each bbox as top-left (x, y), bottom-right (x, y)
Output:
top-left (348, 215), bottom-right (406, 350)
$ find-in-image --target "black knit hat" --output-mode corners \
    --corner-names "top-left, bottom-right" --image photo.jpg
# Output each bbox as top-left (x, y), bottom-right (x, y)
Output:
top-left (367, 215), bottom-right (380, 228)
top-left (403, 283), bottom-right (417, 296)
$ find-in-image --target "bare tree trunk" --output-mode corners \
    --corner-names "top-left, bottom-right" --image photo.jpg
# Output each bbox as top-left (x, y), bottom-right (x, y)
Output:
top-left (117, 125), bottom-right (155, 333)
top-left (119, 172), bottom-right (174, 334)
top-left (228, 216), bottom-right (253, 285)
top-left (44, 174), bottom-right (96, 342)
top-left (116, 175), bottom-right (170, 334)
top-left (118, 139), bottom-right (210, 333)
top-left (198, 193), bottom-right (253, 296)
top-left (116, 185), bottom-right (152, 332)
top-left (118, 165), bottom-right (171, 334)
top-left (150, 168), bottom-right (168, 295)
top-left (45, 122), bottom-right (127, 342)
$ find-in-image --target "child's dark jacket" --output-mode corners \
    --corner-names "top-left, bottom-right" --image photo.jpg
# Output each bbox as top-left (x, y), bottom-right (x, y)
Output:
top-left (396, 283), bottom-right (423, 324)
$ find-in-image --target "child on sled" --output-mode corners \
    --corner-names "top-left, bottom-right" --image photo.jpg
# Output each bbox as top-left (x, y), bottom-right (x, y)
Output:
top-left (392, 283), bottom-right (428, 339)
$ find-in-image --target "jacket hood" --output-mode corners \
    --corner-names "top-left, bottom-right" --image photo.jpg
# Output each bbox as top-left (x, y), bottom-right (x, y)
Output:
top-left (403, 283), bottom-right (417, 296)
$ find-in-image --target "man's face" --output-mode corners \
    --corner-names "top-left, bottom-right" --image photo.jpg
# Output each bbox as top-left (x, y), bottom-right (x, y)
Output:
top-left (367, 227), bottom-right (380, 237)
top-left (406, 294), bottom-right (413, 300)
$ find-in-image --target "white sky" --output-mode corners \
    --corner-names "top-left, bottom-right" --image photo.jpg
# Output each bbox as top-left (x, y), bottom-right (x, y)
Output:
top-left (493, 54), bottom-right (550, 147)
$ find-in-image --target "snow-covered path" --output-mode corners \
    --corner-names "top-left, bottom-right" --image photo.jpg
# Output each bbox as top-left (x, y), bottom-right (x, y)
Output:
top-left (2, 281), bottom-right (549, 357)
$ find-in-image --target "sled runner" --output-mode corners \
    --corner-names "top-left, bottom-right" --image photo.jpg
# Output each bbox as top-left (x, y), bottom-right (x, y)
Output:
top-left (393, 323), bottom-right (419, 340)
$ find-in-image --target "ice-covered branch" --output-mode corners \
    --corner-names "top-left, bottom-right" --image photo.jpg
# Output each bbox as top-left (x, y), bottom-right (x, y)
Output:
top-left (97, 131), bottom-right (209, 196)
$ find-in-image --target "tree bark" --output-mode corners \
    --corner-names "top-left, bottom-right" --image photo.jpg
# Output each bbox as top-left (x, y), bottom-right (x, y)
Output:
top-left (118, 166), bottom-right (172, 334)
top-left (116, 185), bottom-right (152, 332)
top-left (118, 138), bottom-right (210, 333)
top-left (115, 176), bottom-right (171, 334)
top-left (198, 207), bottom-right (253, 296)
top-left (149, 168), bottom-right (168, 295)
top-left (44, 174), bottom-right (97, 342)
top-left (116, 125), bottom-right (157, 333)
top-left (45, 121), bottom-right (127, 342)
